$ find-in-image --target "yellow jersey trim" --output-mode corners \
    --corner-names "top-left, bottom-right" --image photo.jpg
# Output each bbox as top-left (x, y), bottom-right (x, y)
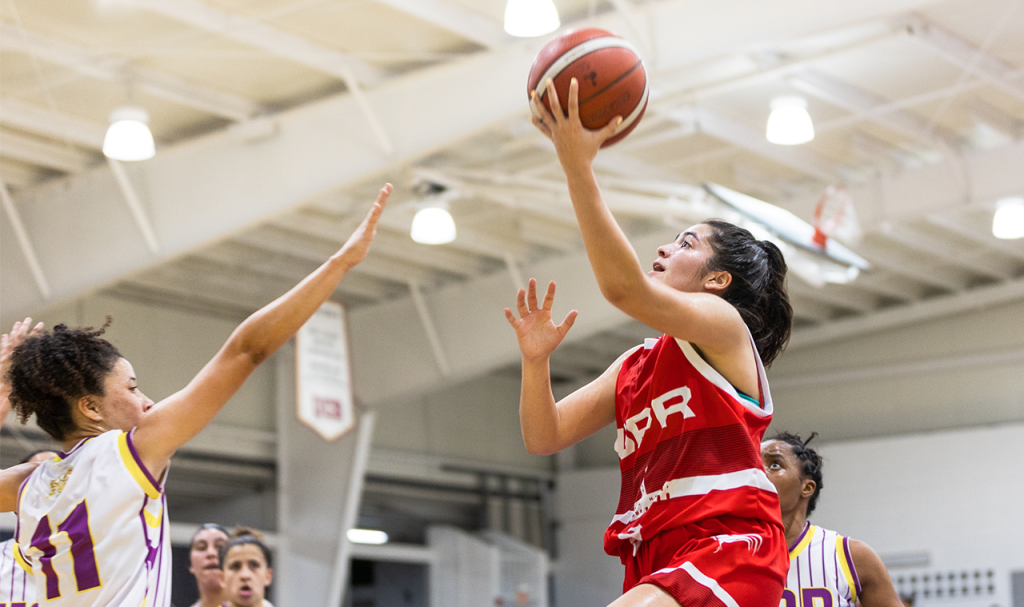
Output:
top-left (12, 541), bottom-right (33, 574)
top-left (789, 524), bottom-right (815, 559)
top-left (143, 507), bottom-right (163, 528)
top-left (117, 432), bottom-right (162, 500)
top-left (837, 536), bottom-right (858, 602)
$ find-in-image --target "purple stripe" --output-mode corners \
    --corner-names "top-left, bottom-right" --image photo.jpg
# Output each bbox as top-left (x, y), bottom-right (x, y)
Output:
top-left (4, 542), bottom-right (13, 599)
top-left (833, 545), bottom-right (841, 600)
top-left (842, 537), bottom-right (862, 596)
top-left (796, 548), bottom-right (802, 591)
top-left (125, 430), bottom-right (163, 493)
top-left (152, 498), bottom-right (166, 602)
top-left (820, 530), bottom-right (826, 588)
top-left (788, 521), bottom-right (810, 552)
top-left (55, 436), bottom-right (93, 460)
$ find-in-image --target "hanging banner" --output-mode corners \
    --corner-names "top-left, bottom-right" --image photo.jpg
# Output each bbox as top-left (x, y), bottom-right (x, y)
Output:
top-left (295, 301), bottom-right (354, 441)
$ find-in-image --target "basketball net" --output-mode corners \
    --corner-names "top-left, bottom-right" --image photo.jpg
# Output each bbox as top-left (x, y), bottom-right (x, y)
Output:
top-left (812, 185), bottom-right (862, 249)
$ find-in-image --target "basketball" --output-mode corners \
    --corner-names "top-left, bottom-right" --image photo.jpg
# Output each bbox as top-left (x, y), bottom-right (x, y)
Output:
top-left (527, 28), bottom-right (649, 148)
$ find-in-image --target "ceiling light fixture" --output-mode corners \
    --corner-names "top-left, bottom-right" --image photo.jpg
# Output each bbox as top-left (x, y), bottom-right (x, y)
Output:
top-left (993, 196), bottom-right (1024, 239)
top-left (103, 106), bottom-right (155, 161)
top-left (347, 529), bottom-right (388, 545)
top-left (766, 96), bottom-right (814, 145)
top-left (504, 0), bottom-right (560, 38)
top-left (411, 204), bottom-right (457, 245)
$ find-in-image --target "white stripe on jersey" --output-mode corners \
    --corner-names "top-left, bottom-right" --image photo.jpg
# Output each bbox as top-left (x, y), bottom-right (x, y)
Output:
top-left (0, 538), bottom-right (36, 605)
top-left (782, 523), bottom-right (861, 607)
top-left (16, 430), bottom-right (172, 607)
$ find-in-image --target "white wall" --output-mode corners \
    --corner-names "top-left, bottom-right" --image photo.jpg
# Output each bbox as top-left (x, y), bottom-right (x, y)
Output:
top-left (554, 423), bottom-right (1024, 607)
top-left (813, 423), bottom-right (1024, 607)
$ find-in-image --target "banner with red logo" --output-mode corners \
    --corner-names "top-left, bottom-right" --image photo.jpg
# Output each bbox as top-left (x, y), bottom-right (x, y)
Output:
top-left (295, 301), bottom-right (353, 441)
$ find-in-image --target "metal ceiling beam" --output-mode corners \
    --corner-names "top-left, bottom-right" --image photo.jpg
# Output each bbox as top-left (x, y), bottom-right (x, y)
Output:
top-left (130, 0), bottom-right (393, 153)
top-left (0, 131), bottom-right (95, 173)
top-left (271, 212), bottom-right (487, 278)
top-left (789, 274), bottom-right (1024, 350)
top-left (924, 213), bottom-right (1024, 263)
top-left (789, 69), bottom-right (962, 151)
top-left (903, 13), bottom-right (1024, 103)
top-left (678, 107), bottom-right (841, 181)
top-left (881, 224), bottom-right (1016, 280)
top-left (0, 0), bottom-right (990, 325)
top-left (0, 100), bottom-right (108, 149)
top-left (372, 0), bottom-right (508, 48)
top-left (0, 23), bottom-right (258, 121)
top-left (0, 162), bottom-right (44, 189)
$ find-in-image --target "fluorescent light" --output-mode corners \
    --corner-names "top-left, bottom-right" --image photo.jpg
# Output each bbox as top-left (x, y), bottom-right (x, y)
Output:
top-left (993, 196), bottom-right (1024, 239)
top-left (411, 206), bottom-right (456, 244)
top-left (347, 529), bottom-right (388, 545)
top-left (766, 96), bottom-right (814, 145)
top-left (504, 0), bottom-right (560, 38)
top-left (103, 106), bottom-right (155, 161)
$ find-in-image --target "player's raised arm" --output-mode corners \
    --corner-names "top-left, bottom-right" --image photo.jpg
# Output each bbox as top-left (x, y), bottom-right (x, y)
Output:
top-left (531, 79), bottom-right (791, 383)
top-left (132, 184), bottom-right (392, 474)
top-left (505, 279), bottom-right (618, 455)
top-left (531, 80), bottom-right (748, 350)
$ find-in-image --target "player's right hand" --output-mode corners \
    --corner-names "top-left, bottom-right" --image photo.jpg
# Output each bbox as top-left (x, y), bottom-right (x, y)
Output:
top-left (504, 278), bottom-right (578, 362)
top-left (1, 317), bottom-right (44, 381)
top-left (336, 183), bottom-right (391, 270)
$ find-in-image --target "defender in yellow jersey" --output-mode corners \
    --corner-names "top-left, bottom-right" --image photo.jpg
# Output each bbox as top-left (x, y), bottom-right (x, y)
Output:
top-left (762, 433), bottom-right (902, 607)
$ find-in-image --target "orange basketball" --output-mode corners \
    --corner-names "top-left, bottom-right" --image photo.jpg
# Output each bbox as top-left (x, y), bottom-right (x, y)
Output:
top-left (527, 28), bottom-right (648, 148)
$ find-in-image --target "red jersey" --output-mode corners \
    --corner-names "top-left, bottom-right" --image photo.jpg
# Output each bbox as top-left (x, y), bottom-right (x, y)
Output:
top-left (604, 334), bottom-right (782, 559)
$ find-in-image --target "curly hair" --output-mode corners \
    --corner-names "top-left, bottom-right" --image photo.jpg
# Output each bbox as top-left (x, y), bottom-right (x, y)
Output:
top-left (702, 220), bottom-right (793, 367)
top-left (6, 321), bottom-right (121, 441)
top-left (767, 431), bottom-right (824, 515)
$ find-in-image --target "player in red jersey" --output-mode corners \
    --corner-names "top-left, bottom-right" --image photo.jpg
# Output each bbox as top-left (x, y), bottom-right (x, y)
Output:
top-left (505, 80), bottom-right (793, 607)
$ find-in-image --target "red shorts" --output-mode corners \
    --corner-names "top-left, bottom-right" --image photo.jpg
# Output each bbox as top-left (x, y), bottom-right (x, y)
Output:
top-left (622, 516), bottom-right (789, 607)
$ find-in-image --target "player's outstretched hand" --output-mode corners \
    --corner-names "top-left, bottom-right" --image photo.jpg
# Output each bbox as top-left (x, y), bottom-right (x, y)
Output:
top-left (1, 317), bottom-right (44, 425)
top-left (530, 77), bottom-right (621, 172)
top-left (336, 183), bottom-right (391, 270)
top-left (504, 279), bottom-right (578, 363)
top-left (1, 317), bottom-right (43, 384)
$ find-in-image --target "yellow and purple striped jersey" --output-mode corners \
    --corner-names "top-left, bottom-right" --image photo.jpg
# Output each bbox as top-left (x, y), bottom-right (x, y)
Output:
top-left (15, 430), bottom-right (171, 606)
top-left (782, 523), bottom-right (861, 607)
top-left (1, 538), bottom-right (37, 607)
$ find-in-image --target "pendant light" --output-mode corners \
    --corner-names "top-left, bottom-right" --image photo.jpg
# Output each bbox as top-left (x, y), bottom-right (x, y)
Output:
top-left (504, 0), bottom-right (560, 38)
top-left (103, 106), bottom-right (155, 161)
top-left (766, 96), bottom-right (814, 145)
top-left (411, 203), bottom-right (457, 245)
top-left (993, 196), bottom-right (1024, 239)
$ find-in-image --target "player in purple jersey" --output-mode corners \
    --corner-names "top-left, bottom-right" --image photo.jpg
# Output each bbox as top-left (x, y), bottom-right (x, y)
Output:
top-left (762, 433), bottom-right (902, 607)
top-left (3, 185), bottom-right (390, 606)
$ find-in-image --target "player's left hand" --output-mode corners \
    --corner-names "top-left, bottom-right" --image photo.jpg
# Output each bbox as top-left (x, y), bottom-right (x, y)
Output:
top-left (1, 317), bottom-right (43, 383)
top-left (530, 77), bottom-right (621, 172)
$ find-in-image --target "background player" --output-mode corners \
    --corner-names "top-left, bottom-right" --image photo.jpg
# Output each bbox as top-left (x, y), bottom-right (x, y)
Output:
top-left (506, 79), bottom-right (792, 606)
top-left (219, 533), bottom-right (273, 607)
top-left (4, 184), bottom-right (390, 606)
top-left (761, 433), bottom-right (902, 607)
top-left (188, 523), bottom-right (230, 607)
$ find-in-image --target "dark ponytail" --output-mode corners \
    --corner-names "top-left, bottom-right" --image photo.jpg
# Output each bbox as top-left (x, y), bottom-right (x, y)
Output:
top-left (702, 220), bottom-right (792, 367)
